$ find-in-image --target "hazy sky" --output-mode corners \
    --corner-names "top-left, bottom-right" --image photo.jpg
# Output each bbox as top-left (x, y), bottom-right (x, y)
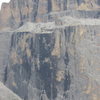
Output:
top-left (0, 0), bottom-right (10, 9)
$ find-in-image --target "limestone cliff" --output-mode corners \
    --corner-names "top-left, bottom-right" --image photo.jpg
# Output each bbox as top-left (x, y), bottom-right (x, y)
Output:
top-left (0, 0), bottom-right (100, 100)
top-left (0, 17), bottom-right (99, 100)
top-left (0, 0), bottom-right (100, 30)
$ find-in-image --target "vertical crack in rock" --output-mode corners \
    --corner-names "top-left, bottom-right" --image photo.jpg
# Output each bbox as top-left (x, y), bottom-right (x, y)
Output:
top-left (4, 66), bottom-right (8, 83)
top-left (36, 34), bottom-right (57, 100)
top-left (64, 71), bottom-right (71, 92)
top-left (48, 0), bottom-right (52, 12)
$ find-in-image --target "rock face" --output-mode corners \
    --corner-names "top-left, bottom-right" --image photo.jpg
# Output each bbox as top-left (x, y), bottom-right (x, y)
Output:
top-left (1, 17), bottom-right (100, 100)
top-left (0, 0), bottom-right (100, 100)
top-left (0, 0), bottom-right (100, 30)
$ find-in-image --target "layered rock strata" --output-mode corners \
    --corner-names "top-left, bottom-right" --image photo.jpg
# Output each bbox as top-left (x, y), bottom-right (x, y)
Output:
top-left (0, 0), bottom-right (100, 30)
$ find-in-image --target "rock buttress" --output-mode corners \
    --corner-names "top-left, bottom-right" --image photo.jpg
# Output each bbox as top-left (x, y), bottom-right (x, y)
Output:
top-left (4, 23), bottom-right (100, 100)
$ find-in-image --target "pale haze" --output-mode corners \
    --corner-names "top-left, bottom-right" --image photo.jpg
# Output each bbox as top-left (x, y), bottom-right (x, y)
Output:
top-left (0, 0), bottom-right (10, 9)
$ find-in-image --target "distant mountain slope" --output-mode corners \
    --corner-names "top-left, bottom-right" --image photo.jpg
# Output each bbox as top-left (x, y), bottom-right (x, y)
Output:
top-left (0, 82), bottom-right (22, 100)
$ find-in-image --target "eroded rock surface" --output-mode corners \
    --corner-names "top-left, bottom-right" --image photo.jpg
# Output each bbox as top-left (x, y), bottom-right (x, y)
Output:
top-left (0, 0), bottom-right (100, 100)
top-left (2, 17), bottom-right (99, 100)
top-left (0, 0), bottom-right (100, 30)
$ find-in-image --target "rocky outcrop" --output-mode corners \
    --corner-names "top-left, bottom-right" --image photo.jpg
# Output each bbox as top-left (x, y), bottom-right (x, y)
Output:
top-left (0, 0), bottom-right (100, 100)
top-left (0, 82), bottom-right (22, 100)
top-left (0, 0), bottom-right (100, 30)
top-left (2, 17), bottom-right (99, 100)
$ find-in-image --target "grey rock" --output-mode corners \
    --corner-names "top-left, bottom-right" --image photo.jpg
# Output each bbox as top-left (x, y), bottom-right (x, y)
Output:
top-left (3, 17), bottom-right (100, 100)
top-left (0, 0), bottom-right (100, 100)
top-left (0, 82), bottom-right (22, 100)
top-left (0, 0), bottom-right (100, 30)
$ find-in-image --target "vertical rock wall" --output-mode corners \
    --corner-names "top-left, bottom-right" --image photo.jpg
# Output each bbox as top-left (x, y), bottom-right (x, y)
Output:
top-left (4, 24), bottom-right (100, 100)
top-left (0, 0), bottom-right (100, 100)
top-left (0, 0), bottom-right (100, 30)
